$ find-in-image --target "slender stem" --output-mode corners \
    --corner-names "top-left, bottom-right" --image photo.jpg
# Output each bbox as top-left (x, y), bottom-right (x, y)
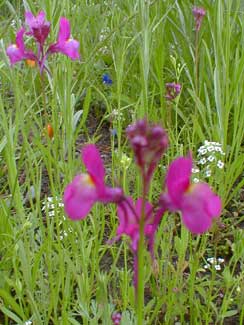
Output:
top-left (40, 73), bottom-right (48, 126)
top-left (195, 30), bottom-right (199, 98)
top-left (136, 172), bottom-right (147, 325)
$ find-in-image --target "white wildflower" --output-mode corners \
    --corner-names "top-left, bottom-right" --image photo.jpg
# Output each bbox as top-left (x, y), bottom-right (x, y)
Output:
top-left (193, 178), bottom-right (200, 183)
top-left (199, 158), bottom-right (207, 165)
top-left (214, 265), bottom-right (221, 271)
top-left (207, 155), bottom-right (215, 162)
top-left (205, 170), bottom-right (211, 177)
top-left (192, 167), bottom-right (200, 173)
top-left (217, 160), bottom-right (224, 169)
top-left (207, 145), bottom-right (214, 152)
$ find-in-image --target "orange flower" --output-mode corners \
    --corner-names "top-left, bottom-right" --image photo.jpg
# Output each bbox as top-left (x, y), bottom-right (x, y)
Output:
top-left (26, 59), bottom-right (36, 67)
top-left (46, 123), bottom-right (54, 139)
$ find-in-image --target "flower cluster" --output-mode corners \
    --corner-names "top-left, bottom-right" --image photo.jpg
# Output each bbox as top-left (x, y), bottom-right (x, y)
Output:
top-left (192, 7), bottom-right (206, 31)
top-left (192, 140), bottom-right (225, 181)
top-left (111, 312), bottom-right (122, 325)
top-left (165, 82), bottom-right (181, 100)
top-left (6, 11), bottom-right (80, 73)
top-left (63, 120), bottom-right (222, 286)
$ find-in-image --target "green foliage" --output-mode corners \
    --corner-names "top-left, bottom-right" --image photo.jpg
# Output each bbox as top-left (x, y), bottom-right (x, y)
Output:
top-left (0, 0), bottom-right (244, 323)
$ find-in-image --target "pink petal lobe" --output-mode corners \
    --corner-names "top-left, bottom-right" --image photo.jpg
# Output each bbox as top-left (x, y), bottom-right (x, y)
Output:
top-left (16, 28), bottom-right (25, 51)
top-left (63, 174), bottom-right (97, 220)
top-left (82, 144), bottom-right (105, 188)
top-left (166, 156), bottom-right (192, 204)
top-left (58, 17), bottom-right (70, 42)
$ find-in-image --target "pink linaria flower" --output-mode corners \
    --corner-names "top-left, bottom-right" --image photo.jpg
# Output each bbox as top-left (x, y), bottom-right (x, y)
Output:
top-left (126, 120), bottom-right (168, 187)
top-left (192, 7), bottom-right (206, 31)
top-left (63, 144), bottom-right (123, 220)
top-left (6, 28), bottom-right (36, 65)
top-left (25, 11), bottom-right (50, 47)
top-left (48, 17), bottom-right (80, 60)
top-left (116, 197), bottom-right (154, 252)
top-left (165, 82), bottom-right (181, 100)
top-left (160, 155), bottom-right (221, 234)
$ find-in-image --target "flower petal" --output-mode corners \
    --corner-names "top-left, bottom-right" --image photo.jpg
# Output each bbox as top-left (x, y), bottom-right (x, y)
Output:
top-left (166, 156), bottom-right (192, 205)
top-left (58, 17), bottom-right (71, 43)
top-left (63, 174), bottom-right (97, 220)
top-left (82, 144), bottom-right (105, 188)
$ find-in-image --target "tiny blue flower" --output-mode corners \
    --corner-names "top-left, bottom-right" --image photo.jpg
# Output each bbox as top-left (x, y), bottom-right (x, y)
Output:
top-left (102, 73), bottom-right (112, 85)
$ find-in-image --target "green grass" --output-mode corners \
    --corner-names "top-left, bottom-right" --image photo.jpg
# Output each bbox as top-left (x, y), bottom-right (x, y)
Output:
top-left (1, 0), bottom-right (244, 324)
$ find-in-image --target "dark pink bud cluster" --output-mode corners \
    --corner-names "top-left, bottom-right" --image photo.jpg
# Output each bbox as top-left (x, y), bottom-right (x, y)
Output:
top-left (165, 82), bottom-right (181, 100)
top-left (192, 7), bottom-right (206, 31)
top-left (111, 312), bottom-right (122, 325)
top-left (126, 119), bottom-right (168, 184)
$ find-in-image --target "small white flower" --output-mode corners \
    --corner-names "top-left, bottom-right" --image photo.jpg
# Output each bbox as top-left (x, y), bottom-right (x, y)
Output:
top-left (207, 257), bottom-right (217, 264)
top-left (204, 140), bottom-right (209, 145)
top-left (217, 258), bottom-right (225, 264)
top-left (192, 167), bottom-right (200, 173)
top-left (193, 178), bottom-right (200, 183)
top-left (204, 263), bottom-right (210, 269)
top-left (208, 155), bottom-right (215, 162)
top-left (217, 160), bottom-right (224, 169)
top-left (199, 158), bottom-right (207, 165)
top-left (214, 265), bottom-right (221, 271)
top-left (207, 146), bottom-right (214, 152)
top-left (198, 148), bottom-right (207, 155)
top-left (205, 170), bottom-right (211, 177)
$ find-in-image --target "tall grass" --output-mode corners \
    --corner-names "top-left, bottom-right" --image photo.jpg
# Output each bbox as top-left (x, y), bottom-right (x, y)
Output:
top-left (0, 0), bottom-right (244, 324)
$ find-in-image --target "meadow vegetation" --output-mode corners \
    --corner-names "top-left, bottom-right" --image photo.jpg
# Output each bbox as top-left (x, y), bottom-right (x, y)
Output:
top-left (1, 0), bottom-right (244, 324)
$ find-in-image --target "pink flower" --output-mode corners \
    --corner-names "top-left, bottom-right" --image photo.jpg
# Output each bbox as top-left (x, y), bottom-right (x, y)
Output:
top-left (6, 28), bottom-right (36, 65)
top-left (160, 156), bottom-right (221, 234)
top-left (48, 17), bottom-right (80, 60)
top-left (165, 82), bottom-right (181, 100)
top-left (192, 7), bottom-right (206, 31)
top-left (126, 120), bottom-right (168, 189)
top-left (116, 197), bottom-right (154, 252)
top-left (63, 144), bottom-right (123, 220)
top-left (25, 11), bottom-right (50, 47)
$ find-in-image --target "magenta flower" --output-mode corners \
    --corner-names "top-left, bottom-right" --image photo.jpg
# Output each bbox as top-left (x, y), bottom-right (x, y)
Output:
top-left (160, 156), bottom-right (221, 234)
top-left (192, 7), bottom-right (206, 31)
top-left (63, 144), bottom-right (123, 220)
top-left (116, 197), bottom-right (154, 252)
top-left (6, 12), bottom-right (80, 73)
top-left (126, 120), bottom-right (168, 188)
top-left (165, 82), bottom-right (181, 100)
top-left (6, 28), bottom-right (36, 65)
top-left (48, 17), bottom-right (80, 60)
top-left (25, 11), bottom-right (50, 47)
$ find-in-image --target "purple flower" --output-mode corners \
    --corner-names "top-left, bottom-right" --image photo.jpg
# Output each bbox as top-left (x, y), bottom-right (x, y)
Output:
top-left (63, 144), bottom-right (123, 220)
top-left (48, 17), bottom-right (80, 60)
top-left (25, 11), bottom-right (50, 47)
top-left (160, 156), bottom-right (222, 234)
top-left (102, 73), bottom-right (112, 85)
top-left (111, 312), bottom-right (122, 325)
top-left (165, 82), bottom-right (181, 100)
top-left (116, 197), bottom-right (154, 252)
top-left (192, 7), bottom-right (206, 31)
top-left (126, 119), bottom-right (168, 187)
top-left (6, 12), bottom-right (80, 72)
top-left (6, 28), bottom-right (36, 65)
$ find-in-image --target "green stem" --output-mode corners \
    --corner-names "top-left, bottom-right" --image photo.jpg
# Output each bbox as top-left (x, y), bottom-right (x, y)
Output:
top-left (40, 74), bottom-right (48, 126)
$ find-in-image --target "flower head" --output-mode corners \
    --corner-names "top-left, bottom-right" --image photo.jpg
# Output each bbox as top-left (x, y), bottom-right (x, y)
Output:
top-left (102, 73), bottom-right (112, 85)
top-left (25, 11), bottom-right (50, 46)
top-left (6, 28), bottom-right (36, 65)
top-left (165, 82), bottom-right (181, 100)
top-left (48, 17), bottom-right (80, 60)
top-left (63, 144), bottom-right (123, 220)
top-left (126, 119), bottom-right (168, 184)
top-left (192, 7), bottom-right (206, 31)
top-left (160, 156), bottom-right (221, 234)
top-left (116, 197), bottom-right (154, 252)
